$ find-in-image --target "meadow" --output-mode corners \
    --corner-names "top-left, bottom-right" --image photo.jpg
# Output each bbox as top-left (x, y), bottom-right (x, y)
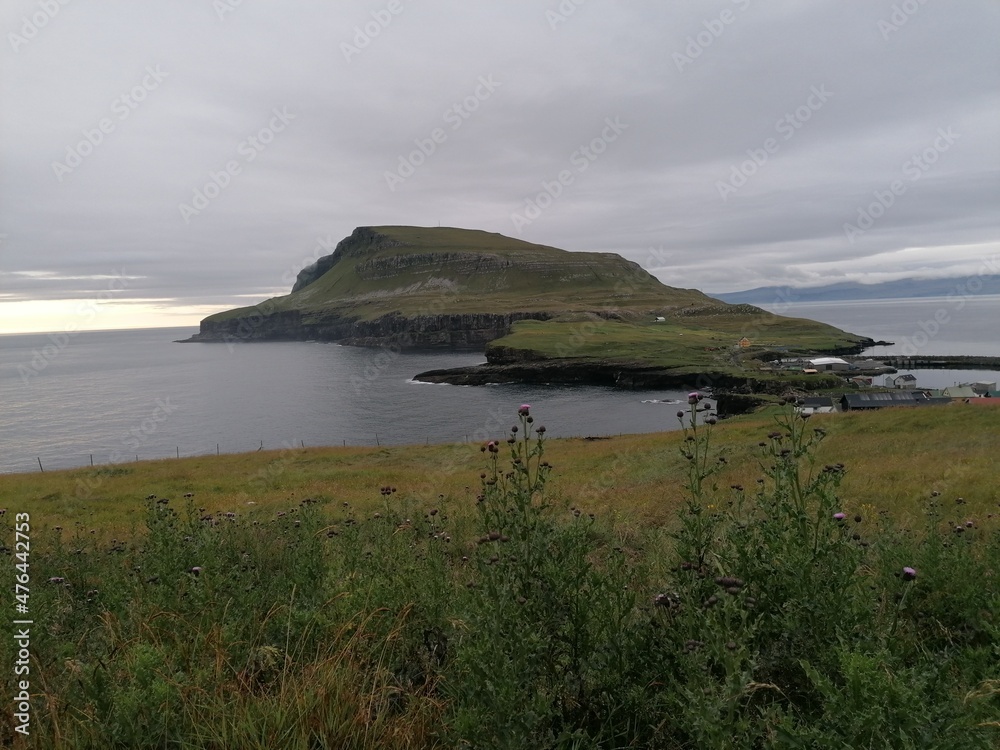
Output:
top-left (2, 401), bottom-right (998, 748)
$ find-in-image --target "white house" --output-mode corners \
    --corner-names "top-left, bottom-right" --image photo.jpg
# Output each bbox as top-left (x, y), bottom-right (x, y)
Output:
top-left (808, 357), bottom-right (850, 372)
top-left (892, 374), bottom-right (918, 389)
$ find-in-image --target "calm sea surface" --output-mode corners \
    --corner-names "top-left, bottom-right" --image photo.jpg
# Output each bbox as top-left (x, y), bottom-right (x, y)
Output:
top-left (2, 295), bottom-right (997, 475)
top-left (757, 294), bottom-right (1000, 358)
top-left (0, 327), bottom-right (695, 474)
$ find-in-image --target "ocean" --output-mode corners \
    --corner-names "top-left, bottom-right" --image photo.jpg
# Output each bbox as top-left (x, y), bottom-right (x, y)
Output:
top-left (0, 327), bottom-right (695, 474)
top-left (2, 295), bottom-right (997, 475)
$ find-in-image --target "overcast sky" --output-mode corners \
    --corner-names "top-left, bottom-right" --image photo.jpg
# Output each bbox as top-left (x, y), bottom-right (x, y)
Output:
top-left (1, 0), bottom-right (998, 333)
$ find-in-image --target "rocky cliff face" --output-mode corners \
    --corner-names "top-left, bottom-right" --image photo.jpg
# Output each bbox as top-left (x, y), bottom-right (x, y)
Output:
top-left (190, 309), bottom-right (553, 349)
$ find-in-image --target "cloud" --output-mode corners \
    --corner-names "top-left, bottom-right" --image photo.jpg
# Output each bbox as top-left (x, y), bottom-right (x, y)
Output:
top-left (1, 0), bottom-right (998, 330)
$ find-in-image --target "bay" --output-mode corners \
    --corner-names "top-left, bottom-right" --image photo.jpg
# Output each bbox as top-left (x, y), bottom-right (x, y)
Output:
top-left (0, 327), bottom-right (694, 474)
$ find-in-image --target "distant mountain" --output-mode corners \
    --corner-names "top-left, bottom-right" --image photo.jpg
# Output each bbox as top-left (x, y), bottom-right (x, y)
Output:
top-left (712, 276), bottom-right (1000, 304)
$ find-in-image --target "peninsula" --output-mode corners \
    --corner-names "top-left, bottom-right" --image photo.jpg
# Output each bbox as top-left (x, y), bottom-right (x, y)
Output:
top-left (187, 226), bottom-right (873, 391)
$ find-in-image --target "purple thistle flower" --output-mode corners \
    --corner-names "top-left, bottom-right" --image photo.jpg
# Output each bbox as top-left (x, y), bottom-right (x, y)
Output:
top-left (833, 512), bottom-right (846, 521)
top-left (518, 404), bottom-right (530, 416)
top-left (687, 392), bottom-right (699, 404)
top-left (902, 566), bottom-right (917, 581)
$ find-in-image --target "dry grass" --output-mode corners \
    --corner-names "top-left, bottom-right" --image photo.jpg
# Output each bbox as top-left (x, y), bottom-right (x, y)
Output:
top-left (3, 402), bottom-right (997, 538)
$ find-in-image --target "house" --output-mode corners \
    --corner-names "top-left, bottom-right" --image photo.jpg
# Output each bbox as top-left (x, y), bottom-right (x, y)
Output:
top-left (943, 385), bottom-right (978, 399)
top-left (797, 396), bottom-right (836, 415)
top-left (848, 376), bottom-right (873, 387)
top-left (738, 337), bottom-right (751, 348)
top-left (891, 374), bottom-right (918, 389)
top-left (808, 357), bottom-right (851, 372)
top-left (840, 391), bottom-right (950, 411)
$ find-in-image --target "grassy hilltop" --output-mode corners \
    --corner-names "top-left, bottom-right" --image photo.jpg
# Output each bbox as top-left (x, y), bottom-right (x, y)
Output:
top-left (3, 404), bottom-right (998, 747)
top-left (205, 225), bottom-right (712, 322)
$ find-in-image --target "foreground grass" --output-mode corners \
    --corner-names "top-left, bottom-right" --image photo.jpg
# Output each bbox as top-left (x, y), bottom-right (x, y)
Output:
top-left (1, 403), bottom-right (998, 747)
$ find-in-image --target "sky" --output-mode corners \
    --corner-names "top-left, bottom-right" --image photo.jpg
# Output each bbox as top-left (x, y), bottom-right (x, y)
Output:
top-left (1, 1), bottom-right (998, 334)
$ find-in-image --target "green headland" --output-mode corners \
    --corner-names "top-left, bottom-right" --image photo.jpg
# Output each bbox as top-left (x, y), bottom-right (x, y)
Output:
top-left (188, 226), bottom-right (872, 392)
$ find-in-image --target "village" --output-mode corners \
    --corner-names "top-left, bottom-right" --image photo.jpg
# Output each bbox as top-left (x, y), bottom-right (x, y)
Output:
top-left (765, 354), bottom-right (998, 414)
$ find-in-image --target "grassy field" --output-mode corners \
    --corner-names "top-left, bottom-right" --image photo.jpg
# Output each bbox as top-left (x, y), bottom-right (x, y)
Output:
top-left (3, 402), bottom-right (997, 748)
top-left (3, 402), bottom-right (996, 537)
top-left (489, 314), bottom-right (863, 372)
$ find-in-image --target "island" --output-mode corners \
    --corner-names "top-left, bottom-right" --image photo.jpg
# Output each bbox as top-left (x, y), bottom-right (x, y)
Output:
top-left (185, 226), bottom-right (874, 397)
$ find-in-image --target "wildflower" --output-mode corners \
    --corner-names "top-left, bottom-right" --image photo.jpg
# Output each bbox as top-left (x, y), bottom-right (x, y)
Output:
top-left (854, 515), bottom-right (862, 523)
top-left (833, 512), bottom-right (846, 521)
top-left (189, 566), bottom-right (203, 576)
top-left (902, 566), bottom-right (917, 581)
top-left (537, 425), bottom-right (546, 434)
top-left (688, 392), bottom-right (699, 404)
top-left (47, 577), bottom-right (65, 584)
top-left (518, 404), bottom-right (530, 416)
top-left (676, 410), bottom-right (685, 419)
top-left (653, 592), bottom-right (680, 609)
top-left (706, 416), bottom-right (718, 425)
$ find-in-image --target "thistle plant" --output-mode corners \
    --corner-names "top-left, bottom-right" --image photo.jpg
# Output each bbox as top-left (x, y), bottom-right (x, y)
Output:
top-left (673, 391), bottom-right (723, 570)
